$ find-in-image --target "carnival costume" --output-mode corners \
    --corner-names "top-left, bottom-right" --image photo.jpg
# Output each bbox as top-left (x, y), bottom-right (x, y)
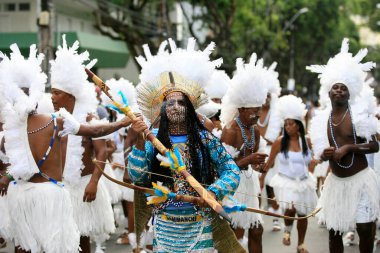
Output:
top-left (0, 45), bottom-right (80, 253)
top-left (50, 35), bottom-right (115, 239)
top-left (269, 95), bottom-right (318, 216)
top-left (129, 38), bottom-right (241, 252)
top-left (220, 53), bottom-right (270, 229)
top-left (307, 38), bottom-right (379, 233)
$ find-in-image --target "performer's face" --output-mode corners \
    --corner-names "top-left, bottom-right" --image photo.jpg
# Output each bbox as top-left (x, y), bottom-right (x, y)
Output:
top-left (51, 88), bottom-right (75, 112)
top-left (329, 83), bottom-right (350, 104)
top-left (165, 92), bottom-right (186, 124)
top-left (284, 119), bottom-right (299, 136)
top-left (238, 107), bottom-right (261, 126)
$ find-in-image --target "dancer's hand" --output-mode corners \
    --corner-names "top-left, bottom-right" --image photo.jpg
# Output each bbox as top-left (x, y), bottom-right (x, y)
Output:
top-left (321, 147), bottom-right (335, 161)
top-left (83, 181), bottom-right (98, 202)
top-left (333, 145), bottom-right (350, 163)
top-left (249, 153), bottom-right (268, 165)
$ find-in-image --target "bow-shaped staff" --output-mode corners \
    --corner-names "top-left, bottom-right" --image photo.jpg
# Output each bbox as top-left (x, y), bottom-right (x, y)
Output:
top-left (85, 69), bottom-right (231, 222)
top-left (93, 159), bottom-right (321, 220)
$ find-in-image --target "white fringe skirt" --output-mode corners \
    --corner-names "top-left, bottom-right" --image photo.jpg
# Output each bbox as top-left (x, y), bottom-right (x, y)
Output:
top-left (114, 168), bottom-right (134, 202)
top-left (317, 168), bottom-right (380, 232)
top-left (270, 172), bottom-right (318, 215)
top-left (7, 181), bottom-right (80, 253)
top-left (0, 195), bottom-right (11, 241)
top-left (101, 164), bottom-right (122, 204)
top-left (313, 161), bottom-right (329, 178)
top-left (65, 175), bottom-right (116, 237)
top-left (224, 166), bottom-right (263, 229)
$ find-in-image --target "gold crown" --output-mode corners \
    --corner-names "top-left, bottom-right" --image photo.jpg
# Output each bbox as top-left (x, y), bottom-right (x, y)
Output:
top-left (137, 71), bottom-right (207, 123)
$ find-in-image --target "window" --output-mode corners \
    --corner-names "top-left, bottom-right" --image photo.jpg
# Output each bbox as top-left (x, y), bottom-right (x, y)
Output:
top-left (19, 3), bottom-right (30, 11)
top-left (4, 3), bottom-right (16, 11)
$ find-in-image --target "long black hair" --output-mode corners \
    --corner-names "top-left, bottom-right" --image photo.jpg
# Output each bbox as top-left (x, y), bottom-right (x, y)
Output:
top-left (280, 119), bottom-right (309, 158)
top-left (151, 93), bottom-right (213, 188)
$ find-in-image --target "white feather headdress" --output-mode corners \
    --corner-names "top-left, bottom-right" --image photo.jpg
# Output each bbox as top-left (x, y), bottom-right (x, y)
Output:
top-left (50, 34), bottom-right (97, 98)
top-left (136, 38), bottom-right (222, 122)
top-left (306, 38), bottom-right (376, 102)
top-left (0, 44), bottom-right (46, 116)
top-left (220, 53), bottom-right (269, 125)
top-left (204, 70), bottom-right (231, 99)
top-left (0, 45), bottom-right (47, 181)
top-left (101, 78), bottom-right (139, 112)
top-left (277, 95), bottom-right (307, 124)
top-left (196, 99), bottom-right (221, 119)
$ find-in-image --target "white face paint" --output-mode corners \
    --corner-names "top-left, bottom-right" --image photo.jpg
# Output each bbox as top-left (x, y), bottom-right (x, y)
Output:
top-left (165, 92), bottom-right (186, 124)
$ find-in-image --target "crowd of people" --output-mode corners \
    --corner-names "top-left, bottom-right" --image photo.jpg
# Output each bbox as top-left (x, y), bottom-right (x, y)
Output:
top-left (0, 35), bottom-right (379, 253)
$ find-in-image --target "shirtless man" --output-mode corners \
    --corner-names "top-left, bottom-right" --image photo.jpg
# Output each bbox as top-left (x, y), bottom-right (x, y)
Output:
top-left (220, 54), bottom-right (271, 253)
top-left (319, 83), bottom-right (379, 253)
top-left (307, 38), bottom-right (379, 253)
top-left (49, 35), bottom-right (115, 253)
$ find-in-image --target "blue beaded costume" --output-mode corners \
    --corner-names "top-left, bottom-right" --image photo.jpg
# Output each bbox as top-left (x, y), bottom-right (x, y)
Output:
top-left (128, 130), bottom-right (240, 252)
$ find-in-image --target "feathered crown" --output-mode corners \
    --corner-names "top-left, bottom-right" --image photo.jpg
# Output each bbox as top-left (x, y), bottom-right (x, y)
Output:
top-left (306, 38), bottom-right (376, 102)
top-left (101, 77), bottom-right (139, 112)
top-left (220, 53), bottom-right (269, 125)
top-left (0, 44), bottom-right (46, 115)
top-left (196, 99), bottom-right (221, 119)
top-left (277, 95), bottom-right (307, 124)
top-left (50, 34), bottom-right (97, 98)
top-left (204, 70), bottom-right (231, 99)
top-left (265, 62), bottom-right (281, 96)
top-left (136, 38), bottom-right (222, 122)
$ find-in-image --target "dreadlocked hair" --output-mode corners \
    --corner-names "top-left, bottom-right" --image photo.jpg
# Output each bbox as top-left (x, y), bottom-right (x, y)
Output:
top-left (151, 93), bottom-right (213, 189)
top-left (280, 119), bottom-right (309, 158)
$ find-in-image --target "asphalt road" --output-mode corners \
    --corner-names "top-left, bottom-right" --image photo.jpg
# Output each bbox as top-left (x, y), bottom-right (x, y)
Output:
top-left (1, 213), bottom-right (379, 253)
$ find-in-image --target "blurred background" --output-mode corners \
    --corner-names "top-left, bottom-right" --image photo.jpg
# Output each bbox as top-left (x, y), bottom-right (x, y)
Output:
top-left (0, 0), bottom-right (379, 103)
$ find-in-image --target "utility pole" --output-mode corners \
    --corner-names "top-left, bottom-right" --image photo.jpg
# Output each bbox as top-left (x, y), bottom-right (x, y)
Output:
top-left (38, 0), bottom-right (53, 90)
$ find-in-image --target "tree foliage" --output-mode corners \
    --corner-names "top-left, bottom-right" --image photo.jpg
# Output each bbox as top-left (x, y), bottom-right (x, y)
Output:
top-left (94, 0), bottom-right (377, 98)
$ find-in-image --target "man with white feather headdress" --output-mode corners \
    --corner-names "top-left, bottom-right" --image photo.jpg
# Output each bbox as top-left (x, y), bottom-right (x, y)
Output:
top-left (50, 35), bottom-right (115, 253)
top-left (0, 43), bottom-right (133, 253)
top-left (220, 53), bottom-right (270, 253)
top-left (128, 38), bottom-right (243, 252)
top-left (307, 38), bottom-right (379, 253)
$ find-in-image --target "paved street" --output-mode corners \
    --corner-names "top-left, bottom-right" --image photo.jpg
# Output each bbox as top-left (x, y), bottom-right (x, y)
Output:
top-left (1, 213), bottom-right (379, 253)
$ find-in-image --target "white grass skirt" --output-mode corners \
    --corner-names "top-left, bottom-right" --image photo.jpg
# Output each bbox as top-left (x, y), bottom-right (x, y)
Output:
top-left (114, 168), bottom-right (134, 202)
top-left (65, 175), bottom-right (116, 237)
top-left (101, 164), bottom-right (122, 204)
top-left (0, 195), bottom-right (11, 241)
top-left (270, 173), bottom-right (318, 215)
top-left (313, 161), bottom-right (329, 178)
top-left (223, 166), bottom-right (262, 229)
top-left (7, 181), bottom-right (80, 253)
top-left (317, 168), bottom-right (380, 232)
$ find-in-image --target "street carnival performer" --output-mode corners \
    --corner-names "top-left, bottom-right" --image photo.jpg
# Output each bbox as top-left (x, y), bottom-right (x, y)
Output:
top-left (263, 95), bottom-right (318, 253)
top-left (220, 53), bottom-right (271, 253)
top-left (307, 38), bottom-right (379, 253)
top-left (0, 43), bottom-right (133, 253)
top-left (50, 35), bottom-right (115, 253)
top-left (127, 38), bottom-right (242, 252)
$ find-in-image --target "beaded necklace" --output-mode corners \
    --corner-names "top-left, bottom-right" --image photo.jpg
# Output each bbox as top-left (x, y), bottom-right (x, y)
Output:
top-left (236, 116), bottom-right (255, 157)
top-left (328, 106), bottom-right (357, 169)
top-left (27, 117), bottom-right (54, 134)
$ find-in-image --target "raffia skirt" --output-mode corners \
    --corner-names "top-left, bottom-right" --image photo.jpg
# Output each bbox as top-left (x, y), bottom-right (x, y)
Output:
top-left (317, 168), bottom-right (380, 233)
top-left (7, 181), bottom-right (80, 253)
top-left (223, 166), bottom-right (263, 229)
top-left (65, 174), bottom-right (115, 237)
